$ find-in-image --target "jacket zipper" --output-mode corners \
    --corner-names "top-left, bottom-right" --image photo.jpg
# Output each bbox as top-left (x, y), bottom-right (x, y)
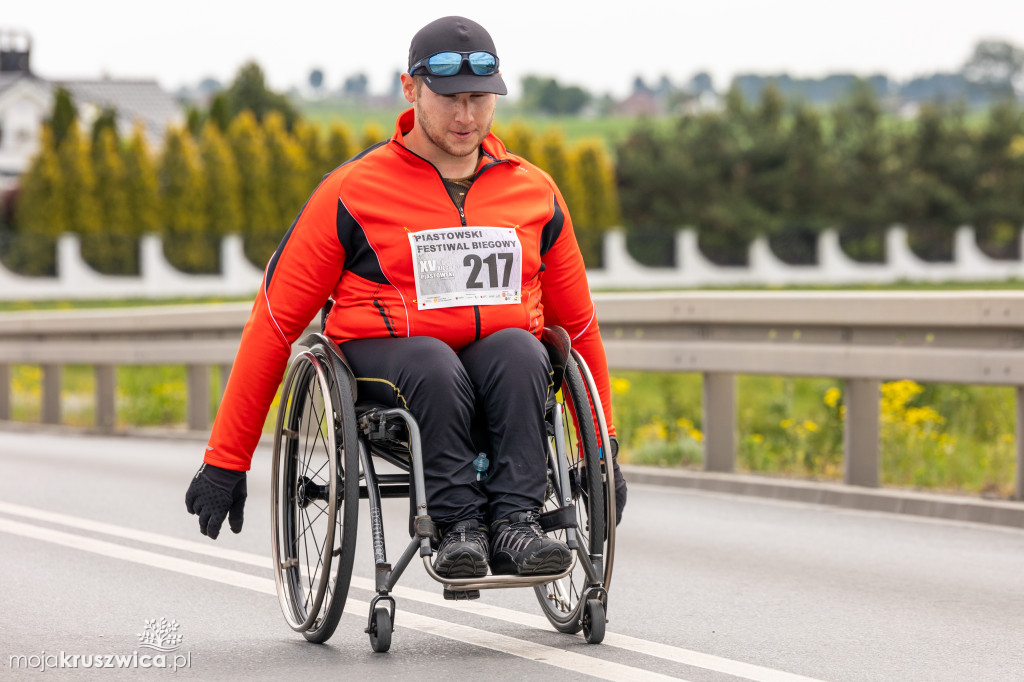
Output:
top-left (393, 140), bottom-right (508, 342)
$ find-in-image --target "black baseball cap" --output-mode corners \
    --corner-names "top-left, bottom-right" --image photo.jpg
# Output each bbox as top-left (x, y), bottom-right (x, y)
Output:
top-left (408, 16), bottom-right (508, 96)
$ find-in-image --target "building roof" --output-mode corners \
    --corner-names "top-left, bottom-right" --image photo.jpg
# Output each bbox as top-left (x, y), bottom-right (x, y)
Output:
top-left (56, 79), bottom-right (183, 142)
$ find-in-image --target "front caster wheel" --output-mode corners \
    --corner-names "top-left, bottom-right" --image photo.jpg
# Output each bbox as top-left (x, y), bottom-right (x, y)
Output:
top-left (582, 599), bottom-right (605, 644)
top-left (368, 606), bottom-right (393, 653)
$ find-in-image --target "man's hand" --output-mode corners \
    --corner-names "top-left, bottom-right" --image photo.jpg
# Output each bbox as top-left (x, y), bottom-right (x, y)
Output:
top-left (609, 436), bottom-right (627, 526)
top-left (185, 463), bottom-right (247, 539)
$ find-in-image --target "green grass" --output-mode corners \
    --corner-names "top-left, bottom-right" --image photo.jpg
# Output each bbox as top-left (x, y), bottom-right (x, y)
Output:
top-left (611, 372), bottom-right (1017, 498)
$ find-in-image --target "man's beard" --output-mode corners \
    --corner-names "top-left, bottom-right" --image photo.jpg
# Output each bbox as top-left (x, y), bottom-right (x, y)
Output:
top-left (418, 106), bottom-right (493, 159)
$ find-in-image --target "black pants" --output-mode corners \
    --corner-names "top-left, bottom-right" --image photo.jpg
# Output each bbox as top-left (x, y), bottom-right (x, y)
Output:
top-left (341, 328), bottom-right (553, 527)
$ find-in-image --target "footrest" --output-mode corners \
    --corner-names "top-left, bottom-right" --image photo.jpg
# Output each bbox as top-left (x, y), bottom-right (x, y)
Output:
top-left (538, 505), bottom-right (577, 532)
top-left (443, 589), bottom-right (481, 601)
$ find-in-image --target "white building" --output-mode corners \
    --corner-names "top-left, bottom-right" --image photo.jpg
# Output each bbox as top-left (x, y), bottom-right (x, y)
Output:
top-left (0, 30), bottom-right (184, 196)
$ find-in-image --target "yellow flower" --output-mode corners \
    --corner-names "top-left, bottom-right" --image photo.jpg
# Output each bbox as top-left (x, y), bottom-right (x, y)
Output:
top-left (803, 420), bottom-right (820, 432)
top-left (823, 387), bottom-right (841, 408)
top-left (611, 377), bottom-right (631, 395)
top-left (689, 429), bottom-right (704, 443)
top-left (780, 418), bottom-right (795, 429)
top-left (751, 433), bottom-right (764, 444)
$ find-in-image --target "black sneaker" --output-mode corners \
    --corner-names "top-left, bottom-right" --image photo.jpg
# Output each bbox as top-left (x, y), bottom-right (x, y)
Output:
top-left (489, 511), bottom-right (572, 576)
top-left (433, 520), bottom-right (489, 578)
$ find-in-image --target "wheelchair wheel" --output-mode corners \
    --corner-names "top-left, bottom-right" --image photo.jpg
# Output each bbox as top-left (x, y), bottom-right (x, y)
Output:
top-left (271, 345), bottom-right (359, 644)
top-left (534, 352), bottom-right (614, 634)
top-left (367, 606), bottom-right (392, 653)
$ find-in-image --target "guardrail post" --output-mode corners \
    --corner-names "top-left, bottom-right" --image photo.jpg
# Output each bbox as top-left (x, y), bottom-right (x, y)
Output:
top-left (187, 365), bottom-right (211, 432)
top-left (703, 372), bottom-right (736, 472)
top-left (843, 378), bottom-right (880, 487)
top-left (1016, 387), bottom-right (1024, 501)
top-left (95, 365), bottom-right (116, 431)
top-left (218, 363), bottom-right (232, 400)
top-left (42, 364), bottom-right (61, 425)
top-left (0, 364), bottom-right (10, 420)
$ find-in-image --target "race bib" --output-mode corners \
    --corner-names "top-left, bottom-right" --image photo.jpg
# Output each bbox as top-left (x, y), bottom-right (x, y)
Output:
top-left (409, 227), bottom-right (523, 310)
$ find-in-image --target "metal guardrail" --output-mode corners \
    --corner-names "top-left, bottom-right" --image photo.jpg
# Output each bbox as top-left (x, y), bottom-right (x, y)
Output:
top-left (1, 291), bottom-right (1022, 499)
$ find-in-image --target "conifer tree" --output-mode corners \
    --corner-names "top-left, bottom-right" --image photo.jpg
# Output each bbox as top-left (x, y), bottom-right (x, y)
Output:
top-left (49, 87), bottom-right (77, 148)
top-left (535, 129), bottom-right (583, 229)
top-left (57, 124), bottom-right (102, 238)
top-left (159, 127), bottom-right (211, 272)
top-left (495, 121), bottom-right (536, 160)
top-left (227, 111), bottom-right (275, 265)
top-left (11, 126), bottom-right (63, 274)
top-left (359, 122), bottom-right (387, 151)
top-left (263, 111), bottom-right (311, 236)
top-left (121, 125), bottom-right (161, 240)
top-left (199, 121), bottom-right (244, 239)
top-left (326, 122), bottom-right (355, 166)
top-left (292, 119), bottom-right (327, 187)
top-left (85, 127), bottom-right (134, 274)
top-left (571, 139), bottom-right (620, 267)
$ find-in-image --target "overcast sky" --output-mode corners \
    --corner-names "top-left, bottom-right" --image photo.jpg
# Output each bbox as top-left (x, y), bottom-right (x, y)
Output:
top-left (6, 1), bottom-right (1024, 98)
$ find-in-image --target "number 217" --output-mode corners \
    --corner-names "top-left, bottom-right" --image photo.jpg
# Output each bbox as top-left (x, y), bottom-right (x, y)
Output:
top-left (464, 253), bottom-right (513, 288)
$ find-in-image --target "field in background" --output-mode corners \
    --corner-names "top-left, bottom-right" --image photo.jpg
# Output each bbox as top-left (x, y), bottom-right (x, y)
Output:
top-left (297, 100), bottom-right (650, 154)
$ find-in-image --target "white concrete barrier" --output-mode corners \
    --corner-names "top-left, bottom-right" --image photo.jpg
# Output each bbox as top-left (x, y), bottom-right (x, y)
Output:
top-left (1, 225), bottom-right (1024, 300)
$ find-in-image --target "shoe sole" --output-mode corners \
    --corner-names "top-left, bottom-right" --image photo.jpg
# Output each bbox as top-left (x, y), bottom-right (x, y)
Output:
top-left (493, 545), bottom-right (572, 576)
top-left (433, 550), bottom-right (489, 579)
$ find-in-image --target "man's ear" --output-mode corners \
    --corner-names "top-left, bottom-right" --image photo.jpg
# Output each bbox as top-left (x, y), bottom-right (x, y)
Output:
top-left (401, 73), bottom-right (417, 104)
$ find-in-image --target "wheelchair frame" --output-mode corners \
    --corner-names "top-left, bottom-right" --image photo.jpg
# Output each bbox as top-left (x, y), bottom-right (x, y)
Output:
top-left (270, 328), bottom-right (616, 651)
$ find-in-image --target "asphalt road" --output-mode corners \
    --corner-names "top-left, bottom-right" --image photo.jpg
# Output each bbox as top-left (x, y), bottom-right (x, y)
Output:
top-left (1, 429), bottom-right (1022, 681)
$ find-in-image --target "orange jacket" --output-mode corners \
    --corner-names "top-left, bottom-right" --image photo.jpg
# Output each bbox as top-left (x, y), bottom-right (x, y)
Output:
top-left (204, 109), bottom-right (614, 471)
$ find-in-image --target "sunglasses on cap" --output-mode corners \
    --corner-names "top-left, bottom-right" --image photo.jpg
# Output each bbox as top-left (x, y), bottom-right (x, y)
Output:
top-left (408, 51), bottom-right (499, 77)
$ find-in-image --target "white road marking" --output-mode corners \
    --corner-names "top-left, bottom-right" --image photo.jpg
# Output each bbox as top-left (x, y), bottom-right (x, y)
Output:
top-left (0, 500), bottom-right (825, 682)
top-left (0, 515), bottom-right (679, 682)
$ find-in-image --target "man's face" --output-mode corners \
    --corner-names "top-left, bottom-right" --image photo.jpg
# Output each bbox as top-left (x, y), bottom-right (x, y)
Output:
top-left (403, 75), bottom-right (497, 161)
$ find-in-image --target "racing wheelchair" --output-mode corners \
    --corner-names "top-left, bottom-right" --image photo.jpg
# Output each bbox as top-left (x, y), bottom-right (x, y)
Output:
top-left (269, 325), bottom-right (616, 652)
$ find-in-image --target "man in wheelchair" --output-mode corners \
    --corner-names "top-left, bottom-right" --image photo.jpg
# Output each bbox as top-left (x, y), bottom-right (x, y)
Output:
top-left (186, 16), bottom-right (627, 581)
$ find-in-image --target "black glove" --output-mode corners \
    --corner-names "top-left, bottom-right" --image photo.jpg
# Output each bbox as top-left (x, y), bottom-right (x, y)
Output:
top-left (609, 436), bottom-right (627, 526)
top-left (185, 463), bottom-right (246, 539)
top-left (573, 436), bottom-right (628, 527)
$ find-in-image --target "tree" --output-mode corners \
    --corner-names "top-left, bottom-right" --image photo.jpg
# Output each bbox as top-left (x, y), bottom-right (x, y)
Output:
top-left (11, 126), bottom-right (63, 274)
top-left (56, 124), bottom-right (101, 238)
top-left (309, 68), bottom-right (324, 90)
top-left (121, 124), bottom-right (161, 240)
top-left (158, 127), bottom-right (211, 272)
top-left (293, 119), bottom-right (328, 185)
top-left (534, 130), bottom-right (583, 240)
top-left (494, 121), bottom-right (536, 161)
top-left (971, 102), bottom-right (1024, 257)
top-left (326, 122), bottom-right (355, 166)
top-left (342, 72), bottom-right (369, 98)
top-left (569, 139), bottom-right (620, 267)
top-left (227, 111), bottom-right (276, 265)
top-left (224, 61), bottom-right (299, 129)
top-left (263, 111), bottom-right (311, 232)
top-left (199, 121), bottom-right (244, 240)
top-left (520, 76), bottom-right (592, 115)
top-left (208, 93), bottom-right (231, 132)
top-left (830, 82), bottom-right (897, 261)
top-left (90, 107), bottom-right (118, 146)
top-left (84, 127), bottom-right (134, 274)
top-left (49, 87), bottom-right (77, 148)
top-left (359, 122), bottom-right (386, 151)
top-left (963, 39), bottom-right (1024, 99)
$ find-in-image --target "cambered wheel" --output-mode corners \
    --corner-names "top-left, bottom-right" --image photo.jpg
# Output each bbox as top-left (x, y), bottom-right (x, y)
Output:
top-left (534, 353), bottom-right (614, 634)
top-left (271, 345), bottom-right (359, 644)
top-left (582, 598), bottom-right (606, 644)
top-left (368, 606), bottom-right (393, 653)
